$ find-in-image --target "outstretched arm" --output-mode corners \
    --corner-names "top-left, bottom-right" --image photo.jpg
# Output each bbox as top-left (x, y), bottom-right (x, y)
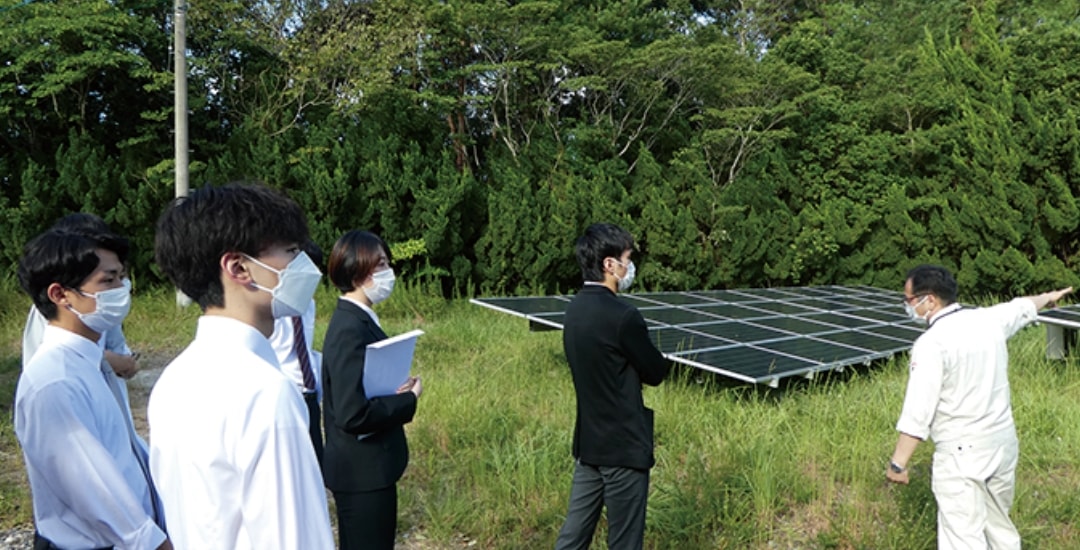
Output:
top-left (1025, 287), bottom-right (1073, 311)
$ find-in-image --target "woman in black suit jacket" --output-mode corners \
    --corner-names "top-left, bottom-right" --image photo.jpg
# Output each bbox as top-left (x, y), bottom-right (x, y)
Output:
top-left (322, 230), bottom-right (422, 550)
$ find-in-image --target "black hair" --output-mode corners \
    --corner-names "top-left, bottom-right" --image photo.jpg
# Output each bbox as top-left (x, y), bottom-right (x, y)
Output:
top-left (575, 223), bottom-right (635, 283)
top-left (17, 230), bottom-right (118, 320)
top-left (154, 182), bottom-right (310, 310)
top-left (302, 239), bottom-right (325, 273)
top-left (51, 212), bottom-right (130, 264)
top-left (906, 264), bottom-right (958, 305)
top-left (327, 230), bottom-right (391, 293)
top-left (53, 213), bottom-right (110, 235)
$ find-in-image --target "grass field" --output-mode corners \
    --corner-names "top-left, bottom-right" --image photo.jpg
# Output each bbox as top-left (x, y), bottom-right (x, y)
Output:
top-left (2, 278), bottom-right (1080, 548)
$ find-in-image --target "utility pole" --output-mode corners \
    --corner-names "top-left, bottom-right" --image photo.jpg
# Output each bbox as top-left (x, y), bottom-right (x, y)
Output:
top-left (174, 0), bottom-right (192, 307)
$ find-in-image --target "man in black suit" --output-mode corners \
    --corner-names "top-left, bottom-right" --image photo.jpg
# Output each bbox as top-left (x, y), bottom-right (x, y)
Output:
top-left (555, 223), bottom-right (671, 550)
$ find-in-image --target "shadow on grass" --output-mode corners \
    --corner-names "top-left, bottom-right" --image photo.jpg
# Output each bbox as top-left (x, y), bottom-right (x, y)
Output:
top-left (663, 357), bottom-right (902, 403)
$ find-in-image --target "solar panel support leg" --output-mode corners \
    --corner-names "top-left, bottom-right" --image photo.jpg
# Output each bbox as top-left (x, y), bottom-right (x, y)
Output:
top-left (1045, 324), bottom-right (1077, 360)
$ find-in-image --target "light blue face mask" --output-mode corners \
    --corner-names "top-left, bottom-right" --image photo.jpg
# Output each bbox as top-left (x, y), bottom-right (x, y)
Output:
top-left (245, 251), bottom-right (323, 318)
top-left (904, 295), bottom-right (929, 325)
top-left (363, 267), bottom-right (396, 305)
top-left (614, 259), bottom-right (636, 292)
top-left (69, 278), bottom-right (132, 334)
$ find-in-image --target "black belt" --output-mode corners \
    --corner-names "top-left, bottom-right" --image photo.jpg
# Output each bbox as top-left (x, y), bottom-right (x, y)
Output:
top-left (34, 532), bottom-right (112, 550)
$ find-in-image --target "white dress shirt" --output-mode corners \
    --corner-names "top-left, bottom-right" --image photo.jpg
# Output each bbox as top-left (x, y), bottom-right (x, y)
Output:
top-left (20, 305), bottom-right (45, 368)
top-left (896, 299), bottom-right (1037, 446)
top-left (22, 306), bottom-right (148, 457)
top-left (15, 326), bottom-right (166, 549)
top-left (340, 295), bottom-right (381, 327)
top-left (268, 299), bottom-right (322, 398)
top-left (148, 316), bottom-right (334, 550)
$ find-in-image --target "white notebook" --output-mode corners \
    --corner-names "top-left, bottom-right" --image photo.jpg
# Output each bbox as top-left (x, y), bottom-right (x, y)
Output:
top-left (363, 329), bottom-right (424, 399)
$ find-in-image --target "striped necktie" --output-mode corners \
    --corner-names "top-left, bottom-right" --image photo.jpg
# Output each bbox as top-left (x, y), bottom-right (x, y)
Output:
top-left (292, 316), bottom-right (317, 392)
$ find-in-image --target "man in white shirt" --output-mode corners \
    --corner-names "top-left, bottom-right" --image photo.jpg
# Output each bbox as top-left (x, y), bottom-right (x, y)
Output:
top-left (269, 297), bottom-right (324, 464)
top-left (22, 214), bottom-right (148, 485)
top-left (886, 264), bottom-right (1072, 549)
top-left (22, 213), bottom-right (141, 379)
top-left (15, 228), bottom-right (170, 550)
top-left (150, 183), bottom-right (334, 549)
top-left (269, 240), bottom-right (325, 466)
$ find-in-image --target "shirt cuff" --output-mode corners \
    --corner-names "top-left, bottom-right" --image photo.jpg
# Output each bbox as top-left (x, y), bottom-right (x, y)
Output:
top-left (895, 419), bottom-right (929, 441)
top-left (120, 518), bottom-right (167, 550)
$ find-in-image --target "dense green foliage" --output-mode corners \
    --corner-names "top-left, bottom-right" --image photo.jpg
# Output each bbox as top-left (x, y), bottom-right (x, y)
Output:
top-left (2, 0), bottom-right (1079, 297)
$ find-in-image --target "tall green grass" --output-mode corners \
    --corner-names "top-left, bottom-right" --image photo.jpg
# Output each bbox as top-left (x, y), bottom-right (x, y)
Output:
top-left (2, 279), bottom-right (1080, 548)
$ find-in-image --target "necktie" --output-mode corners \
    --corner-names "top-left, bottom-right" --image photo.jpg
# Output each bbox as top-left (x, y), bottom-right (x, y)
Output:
top-left (100, 360), bottom-right (164, 529)
top-left (292, 316), bottom-right (317, 392)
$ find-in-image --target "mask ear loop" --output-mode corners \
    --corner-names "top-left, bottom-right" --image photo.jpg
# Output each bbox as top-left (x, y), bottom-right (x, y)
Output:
top-left (221, 252), bottom-right (258, 290)
top-left (914, 295), bottom-right (931, 321)
top-left (605, 257), bottom-right (620, 277)
top-left (61, 287), bottom-right (92, 316)
top-left (241, 254), bottom-right (286, 293)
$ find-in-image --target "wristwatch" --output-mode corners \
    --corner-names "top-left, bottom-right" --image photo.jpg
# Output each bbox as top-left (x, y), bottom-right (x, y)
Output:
top-left (889, 460), bottom-right (907, 474)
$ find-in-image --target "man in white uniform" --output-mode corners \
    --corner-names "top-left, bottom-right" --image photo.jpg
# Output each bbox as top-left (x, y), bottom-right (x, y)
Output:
top-left (269, 297), bottom-right (323, 464)
top-left (16, 228), bottom-right (170, 549)
top-left (269, 240), bottom-right (325, 466)
top-left (22, 214), bottom-right (147, 474)
top-left (887, 264), bottom-right (1072, 549)
top-left (150, 183), bottom-right (333, 549)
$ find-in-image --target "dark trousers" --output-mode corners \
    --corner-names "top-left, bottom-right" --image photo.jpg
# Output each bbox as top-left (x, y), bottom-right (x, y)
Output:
top-left (303, 391), bottom-right (324, 467)
top-left (554, 460), bottom-right (650, 550)
top-left (33, 532), bottom-right (111, 550)
top-left (333, 484), bottom-right (397, 550)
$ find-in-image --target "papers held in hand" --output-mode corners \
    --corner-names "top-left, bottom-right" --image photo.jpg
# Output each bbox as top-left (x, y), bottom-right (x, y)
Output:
top-left (363, 329), bottom-right (424, 399)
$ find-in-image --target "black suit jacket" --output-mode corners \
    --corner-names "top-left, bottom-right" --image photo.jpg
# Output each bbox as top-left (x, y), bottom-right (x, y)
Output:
top-left (563, 285), bottom-right (670, 471)
top-left (322, 299), bottom-right (417, 492)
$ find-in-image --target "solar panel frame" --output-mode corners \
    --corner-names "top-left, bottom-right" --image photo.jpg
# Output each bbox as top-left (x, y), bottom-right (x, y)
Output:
top-left (470, 285), bottom-right (921, 386)
top-left (1038, 306), bottom-right (1080, 329)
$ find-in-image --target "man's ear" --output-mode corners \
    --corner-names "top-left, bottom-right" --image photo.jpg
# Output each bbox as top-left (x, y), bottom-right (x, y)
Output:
top-left (221, 252), bottom-right (253, 286)
top-left (602, 257), bottom-right (616, 276)
top-left (46, 282), bottom-right (71, 308)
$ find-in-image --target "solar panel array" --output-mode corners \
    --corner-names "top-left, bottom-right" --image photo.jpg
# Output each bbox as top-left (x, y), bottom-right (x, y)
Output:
top-left (1035, 305), bottom-right (1080, 360)
top-left (1037, 305), bottom-right (1080, 329)
top-left (471, 285), bottom-right (924, 386)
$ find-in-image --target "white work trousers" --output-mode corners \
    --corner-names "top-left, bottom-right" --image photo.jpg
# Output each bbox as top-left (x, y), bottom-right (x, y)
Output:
top-left (931, 429), bottom-right (1020, 550)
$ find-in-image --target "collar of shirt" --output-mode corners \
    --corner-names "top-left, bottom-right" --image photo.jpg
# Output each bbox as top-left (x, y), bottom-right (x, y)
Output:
top-left (339, 296), bottom-right (380, 328)
top-left (40, 325), bottom-right (103, 368)
top-left (582, 281), bottom-right (613, 292)
top-left (195, 315), bottom-right (280, 368)
top-left (928, 302), bottom-right (963, 326)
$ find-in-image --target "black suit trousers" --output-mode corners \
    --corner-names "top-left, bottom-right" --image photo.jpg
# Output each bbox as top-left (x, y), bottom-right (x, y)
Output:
top-left (303, 391), bottom-right (324, 467)
top-left (333, 484), bottom-right (397, 550)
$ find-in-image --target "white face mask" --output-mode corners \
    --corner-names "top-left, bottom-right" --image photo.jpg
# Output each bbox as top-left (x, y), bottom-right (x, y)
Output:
top-left (614, 259), bottom-right (636, 292)
top-left (246, 251), bottom-right (322, 318)
top-left (69, 277), bottom-right (132, 334)
top-left (363, 267), bottom-right (396, 305)
top-left (904, 295), bottom-right (929, 325)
